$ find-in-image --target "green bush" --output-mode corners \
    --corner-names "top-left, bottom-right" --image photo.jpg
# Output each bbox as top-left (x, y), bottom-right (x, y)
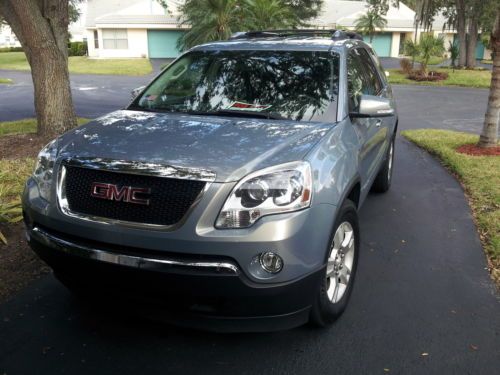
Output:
top-left (448, 41), bottom-right (459, 67)
top-left (0, 46), bottom-right (23, 53)
top-left (68, 41), bottom-right (87, 57)
top-left (399, 57), bottom-right (413, 75)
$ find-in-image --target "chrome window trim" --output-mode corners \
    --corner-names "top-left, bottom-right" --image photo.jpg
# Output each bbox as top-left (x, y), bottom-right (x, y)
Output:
top-left (57, 157), bottom-right (216, 231)
top-left (30, 226), bottom-right (240, 275)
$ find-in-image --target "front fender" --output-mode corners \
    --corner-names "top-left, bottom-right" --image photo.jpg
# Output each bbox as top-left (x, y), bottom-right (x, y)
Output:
top-left (305, 118), bottom-right (360, 208)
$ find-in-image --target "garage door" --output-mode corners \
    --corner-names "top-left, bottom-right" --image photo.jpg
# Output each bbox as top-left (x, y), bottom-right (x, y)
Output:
top-left (147, 30), bottom-right (185, 58)
top-left (363, 33), bottom-right (392, 57)
top-left (452, 36), bottom-right (486, 60)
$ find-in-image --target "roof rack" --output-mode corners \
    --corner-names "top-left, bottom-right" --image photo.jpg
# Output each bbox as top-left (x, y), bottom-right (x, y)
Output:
top-left (229, 29), bottom-right (364, 41)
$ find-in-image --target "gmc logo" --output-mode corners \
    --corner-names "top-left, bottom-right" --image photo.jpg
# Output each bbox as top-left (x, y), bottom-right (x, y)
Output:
top-left (90, 182), bottom-right (151, 206)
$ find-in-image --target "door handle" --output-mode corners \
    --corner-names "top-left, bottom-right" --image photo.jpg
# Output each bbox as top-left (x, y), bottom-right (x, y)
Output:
top-left (375, 119), bottom-right (382, 127)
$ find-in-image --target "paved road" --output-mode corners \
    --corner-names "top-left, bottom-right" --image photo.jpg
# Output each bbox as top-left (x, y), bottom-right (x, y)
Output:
top-left (0, 71), bottom-right (499, 374)
top-left (0, 70), bottom-right (151, 121)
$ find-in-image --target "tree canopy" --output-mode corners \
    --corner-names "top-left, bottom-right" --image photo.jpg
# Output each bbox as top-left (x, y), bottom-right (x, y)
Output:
top-left (354, 9), bottom-right (388, 43)
top-left (177, 0), bottom-right (324, 50)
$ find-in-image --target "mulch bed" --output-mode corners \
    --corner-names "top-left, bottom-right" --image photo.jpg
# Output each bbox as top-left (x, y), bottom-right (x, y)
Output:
top-left (407, 70), bottom-right (449, 82)
top-left (457, 144), bottom-right (500, 156)
top-left (0, 223), bottom-right (50, 303)
top-left (0, 133), bottom-right (50, 159)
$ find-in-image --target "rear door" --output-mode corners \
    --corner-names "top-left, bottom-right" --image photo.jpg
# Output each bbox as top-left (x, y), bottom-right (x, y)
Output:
top-left (347, 48), bottom-right (389, 190)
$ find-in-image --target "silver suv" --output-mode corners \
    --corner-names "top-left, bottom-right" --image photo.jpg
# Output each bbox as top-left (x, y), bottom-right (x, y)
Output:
top-left (23, 30), bottom-right (397, 332)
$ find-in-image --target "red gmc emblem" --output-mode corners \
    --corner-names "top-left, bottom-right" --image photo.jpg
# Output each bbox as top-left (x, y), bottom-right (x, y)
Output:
top-left (90, 182), bottom-right (151, 205)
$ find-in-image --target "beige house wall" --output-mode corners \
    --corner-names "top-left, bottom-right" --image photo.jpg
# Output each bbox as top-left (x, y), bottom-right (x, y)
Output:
top-left (87, 28), bottom-right (149, 58)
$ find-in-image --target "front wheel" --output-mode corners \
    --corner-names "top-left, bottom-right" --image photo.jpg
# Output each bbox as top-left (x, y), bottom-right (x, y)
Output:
top-left (309, 199), bottom-right (359, 326)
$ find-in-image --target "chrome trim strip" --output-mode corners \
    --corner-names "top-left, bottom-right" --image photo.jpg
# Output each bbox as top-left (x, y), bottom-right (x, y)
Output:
top-left (30, 226), bottom-right (240, 275)
top-left (57, 157), bottom-right (215, 230)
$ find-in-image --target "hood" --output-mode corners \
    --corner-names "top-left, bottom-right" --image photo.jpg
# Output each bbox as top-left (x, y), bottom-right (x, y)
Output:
top-left (58, 110), bottom-right (333, 182)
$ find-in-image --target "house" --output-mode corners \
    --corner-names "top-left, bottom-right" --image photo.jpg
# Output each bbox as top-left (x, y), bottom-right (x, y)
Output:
top-left (315, 0), bottom-right (417, 57)
top-left (85, 0), bottom-right (185, 58)
top-left (69, 0), bottom-right (88, 42)
top-left (430, 13), bottom-right (491, 60)
top-left (0, 1), bottom-right (87, 48)
top-left (84, 0), bottom-right (418, 59)
top-left (84, 0), bottom-right (490, 60)
top-left (0, 24), bottom-right (21, 48)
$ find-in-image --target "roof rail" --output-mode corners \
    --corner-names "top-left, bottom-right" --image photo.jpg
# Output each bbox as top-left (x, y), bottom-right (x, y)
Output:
top-left (229, 29), bottom-right (364, 41)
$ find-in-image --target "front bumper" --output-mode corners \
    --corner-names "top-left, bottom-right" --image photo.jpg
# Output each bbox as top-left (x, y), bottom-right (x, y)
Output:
top-left (27, 225), bottom-right (324, 331)
top-left (23, 176), bottom-right (336, 285)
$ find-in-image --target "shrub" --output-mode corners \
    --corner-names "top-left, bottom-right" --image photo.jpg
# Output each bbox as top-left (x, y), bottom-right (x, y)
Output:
top-left (418, 34), bottom-right (445, 75)
top-left (400, 58), bottom-right (413, 75)
top-left (448, 41), bottom-right (459, 67)
top-left (404, 39), bottom-right (420, 68)
top-left (68, 41), bottom-right (87, 56)
top-left (0, 46), bottom-right (24, 53)
top-left (407, 70), bottom-right (448, 82)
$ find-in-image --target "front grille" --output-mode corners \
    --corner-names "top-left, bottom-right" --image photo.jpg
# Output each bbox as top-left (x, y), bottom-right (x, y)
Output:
top-left (63, 165), bottom-right (206, 226)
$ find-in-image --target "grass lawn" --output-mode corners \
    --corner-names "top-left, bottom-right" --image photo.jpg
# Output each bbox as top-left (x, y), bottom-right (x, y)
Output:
top-left (0, 117), bottom-right (88, 136)
top-left (402, 129), bottom-right (500, 284)
top-left (415, 56), bottom-right (447, 65)
top-left (0, 52), bottom-right (152, 76)
top-left (388, 68), bottom-right (491, 89)
top-left (0, 78), bottom-right (12, 84)
top-left (481, 59), bottom-right (493, 65)
top-left (0, 157), bottom-right (33, 243)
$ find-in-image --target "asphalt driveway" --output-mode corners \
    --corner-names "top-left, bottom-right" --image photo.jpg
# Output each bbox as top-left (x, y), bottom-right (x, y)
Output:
top-left (0, 71), bottom-right (498, 374)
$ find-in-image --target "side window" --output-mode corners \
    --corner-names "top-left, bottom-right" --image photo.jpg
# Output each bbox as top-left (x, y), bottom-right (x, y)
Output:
top-left (347, 50), bottom-right (367, 113)
top-left (367, 48), bottom-right (388, 86)
top-left (357, 48), bottom-right (383, 94)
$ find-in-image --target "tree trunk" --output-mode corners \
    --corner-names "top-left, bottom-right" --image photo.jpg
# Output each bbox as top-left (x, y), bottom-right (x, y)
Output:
top-left (466, 18), bottom-right (478, 69)
top-left (478, 10), bottom-right (499, 148)
top-left (455, 0), bottom-right (467, 67)
top-left (0, 0), bottom-right (77, 139)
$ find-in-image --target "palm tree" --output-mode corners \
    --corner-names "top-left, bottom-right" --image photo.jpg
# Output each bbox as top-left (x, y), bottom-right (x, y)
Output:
top-left (242, 0), bottom-right (299, 30)
top-left (354, 9), bottom-right (387, 44)
top-left (418, 34), bottom-right (444, 76)
top-left (478, 9), bottom-right (499, 148)
top-left (177, 0), bottom-right (241, 50)
top-left (404, 39), bottom-right (420, 69)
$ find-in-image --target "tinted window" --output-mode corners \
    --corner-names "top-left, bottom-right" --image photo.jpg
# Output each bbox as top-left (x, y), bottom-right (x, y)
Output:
top-left (357, 48), bottom-right (383, 94)
top-left (367, 48), bottom-right (388, 86)
top-left (132, 50), bottom-right (340, 122)
top-left (347, 48), bottom-right (385, 113)
top-left (347, 50), bottom-right (367, 112)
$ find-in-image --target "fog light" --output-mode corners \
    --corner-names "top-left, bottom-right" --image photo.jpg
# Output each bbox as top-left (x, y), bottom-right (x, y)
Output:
top-left (259, 252), bottom-right (283, 273)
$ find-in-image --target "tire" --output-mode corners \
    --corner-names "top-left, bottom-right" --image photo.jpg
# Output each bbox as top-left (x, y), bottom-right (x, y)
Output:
top-left (309, 199), bottom-right (360, 327)
top-left (371, 137), bottom-right (395, 193)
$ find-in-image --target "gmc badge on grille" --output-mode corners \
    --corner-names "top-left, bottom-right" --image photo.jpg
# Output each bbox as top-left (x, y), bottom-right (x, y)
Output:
top-left (90, 182), bottom-right (151, 205)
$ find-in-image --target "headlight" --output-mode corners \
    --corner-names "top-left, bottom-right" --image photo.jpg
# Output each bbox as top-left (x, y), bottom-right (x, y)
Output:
top-left (216, 161), bottom-right (312, 228)
top-left (33, 139), bottom-right (58, 202)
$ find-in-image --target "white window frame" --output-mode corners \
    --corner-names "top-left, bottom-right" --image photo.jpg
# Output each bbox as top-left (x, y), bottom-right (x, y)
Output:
top-left (102, 29), bottom-right (128, 50)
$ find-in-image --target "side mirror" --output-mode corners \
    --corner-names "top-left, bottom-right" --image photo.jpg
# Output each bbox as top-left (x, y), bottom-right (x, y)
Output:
top-left (352, 95), bottom-right (394, 118)
top-left (131, 85), bottom-right (146, 100)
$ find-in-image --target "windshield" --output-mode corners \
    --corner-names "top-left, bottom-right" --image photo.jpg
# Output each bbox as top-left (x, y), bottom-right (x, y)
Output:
top-left (131, 49), bottom-right (339, 122)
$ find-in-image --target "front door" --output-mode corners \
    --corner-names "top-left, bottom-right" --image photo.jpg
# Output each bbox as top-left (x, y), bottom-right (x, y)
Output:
top-left (347, 48), bottom-right (389, 190)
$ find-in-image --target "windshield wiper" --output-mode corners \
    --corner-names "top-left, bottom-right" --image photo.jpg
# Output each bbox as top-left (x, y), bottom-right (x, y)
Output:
top-left (186, 109), bottom-right (285, 120)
